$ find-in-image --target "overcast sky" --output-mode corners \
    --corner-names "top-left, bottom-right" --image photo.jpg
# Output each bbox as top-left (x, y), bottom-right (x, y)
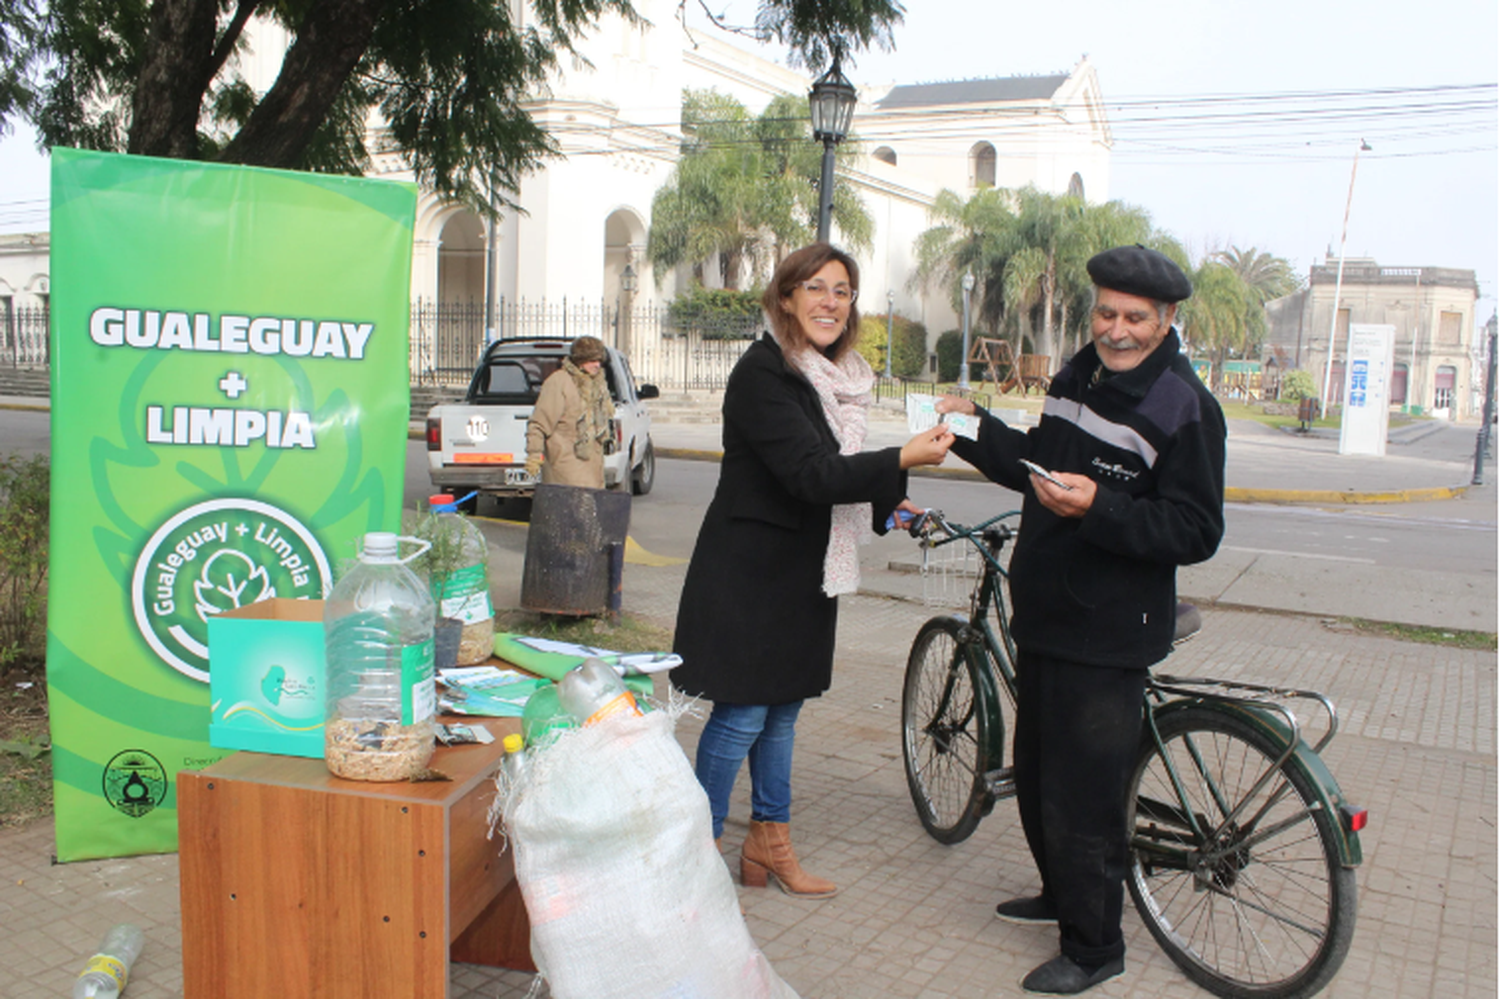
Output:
top-left (4, 0), bottom-right (1496, 324)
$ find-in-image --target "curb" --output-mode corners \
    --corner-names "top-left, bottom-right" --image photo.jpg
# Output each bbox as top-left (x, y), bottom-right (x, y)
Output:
top-left (656, 446), bottom-right (1469, 505)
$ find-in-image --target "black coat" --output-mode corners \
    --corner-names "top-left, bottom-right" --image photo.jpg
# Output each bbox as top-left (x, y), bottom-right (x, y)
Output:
top-left (671, 335), bottom-right (908, 704)
top-left (952, 330), bottom-right (1226, 668)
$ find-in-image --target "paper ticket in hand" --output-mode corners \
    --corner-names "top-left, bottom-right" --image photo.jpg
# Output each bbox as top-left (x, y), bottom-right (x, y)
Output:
top-left (906, 393), bottom-right (978, 440)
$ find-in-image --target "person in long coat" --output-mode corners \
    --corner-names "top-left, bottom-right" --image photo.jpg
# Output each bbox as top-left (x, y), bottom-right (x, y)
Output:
top-left (525, 336), bottom-right (615, 488)
top-left (671, 243), bottom-right (953, 898)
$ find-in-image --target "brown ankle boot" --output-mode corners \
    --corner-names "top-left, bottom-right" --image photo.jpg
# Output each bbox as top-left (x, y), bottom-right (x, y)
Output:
top-left (739, 820), bottom-right (838, 899)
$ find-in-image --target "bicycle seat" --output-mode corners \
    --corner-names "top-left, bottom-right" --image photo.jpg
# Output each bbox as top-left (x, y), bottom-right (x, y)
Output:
top-left (1172, 602), bottom-right (1202, 645)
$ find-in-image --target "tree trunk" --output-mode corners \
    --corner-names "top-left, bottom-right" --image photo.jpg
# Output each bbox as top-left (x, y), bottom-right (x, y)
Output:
top-left (128, 0), bottom-right (221, 158)
top-left (219, 0), bottom-right (391, 168)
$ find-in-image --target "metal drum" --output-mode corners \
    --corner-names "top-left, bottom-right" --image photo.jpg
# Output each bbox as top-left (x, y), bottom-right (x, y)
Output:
top-left (521, 483), bottom-right (631, 616)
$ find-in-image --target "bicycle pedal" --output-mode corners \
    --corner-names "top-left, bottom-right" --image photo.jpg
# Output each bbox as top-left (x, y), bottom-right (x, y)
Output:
top-left (986, 767), bottom-right (1016, 800)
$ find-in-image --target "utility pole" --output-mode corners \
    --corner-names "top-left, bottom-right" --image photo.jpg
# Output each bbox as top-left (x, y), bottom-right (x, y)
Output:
top-left (1472, 312), bottom-right (1497, 485)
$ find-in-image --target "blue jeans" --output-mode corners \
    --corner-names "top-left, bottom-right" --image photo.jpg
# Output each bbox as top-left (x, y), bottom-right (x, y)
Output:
top-left (694, 700), bottom-right (803, 840)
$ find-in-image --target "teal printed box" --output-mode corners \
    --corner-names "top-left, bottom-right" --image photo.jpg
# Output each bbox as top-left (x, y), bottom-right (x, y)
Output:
top-left (208, 599), bottom-right (326, 758)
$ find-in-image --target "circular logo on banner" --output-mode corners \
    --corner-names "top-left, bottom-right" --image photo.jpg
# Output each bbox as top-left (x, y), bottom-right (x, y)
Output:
top-left (102, 749), bottom-right (168, 818)
top-left (131, 498), bottom-right (331, 683)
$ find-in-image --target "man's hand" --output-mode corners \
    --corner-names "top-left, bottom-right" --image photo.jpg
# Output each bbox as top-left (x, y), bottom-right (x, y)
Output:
top-left (525, 455), bottom-right (543, 479)
top-left (934, 395), bottom-right (975, 417)
top-left (1031, 470), bottom-right (1096, 518)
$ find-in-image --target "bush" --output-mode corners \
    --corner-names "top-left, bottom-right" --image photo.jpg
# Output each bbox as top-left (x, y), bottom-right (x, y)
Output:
top-left (935, 330), bottom-right (979, 384)
top-left (666, 287), bottom-right (763, 340)
top-left (854, 314), bottom-right (928, 379)
top-left (0, 454), bottom-right (49, 674)
top-left (1279, 369), bottom-right (1317, 401)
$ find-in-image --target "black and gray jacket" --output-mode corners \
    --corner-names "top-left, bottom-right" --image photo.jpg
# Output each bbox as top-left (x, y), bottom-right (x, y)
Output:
top-left (952, 330), bottom-right (1226, 669)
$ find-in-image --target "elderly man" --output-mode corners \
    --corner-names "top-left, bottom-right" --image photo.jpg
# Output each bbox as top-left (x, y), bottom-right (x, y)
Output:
top-left (937, 245), bottom-right (1226, 995)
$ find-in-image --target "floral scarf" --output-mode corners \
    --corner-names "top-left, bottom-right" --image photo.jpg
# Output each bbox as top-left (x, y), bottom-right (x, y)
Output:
top-left (780, 339), bottom-right (874, 596)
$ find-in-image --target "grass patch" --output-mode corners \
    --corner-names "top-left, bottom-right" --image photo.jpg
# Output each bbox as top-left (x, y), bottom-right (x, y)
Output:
top-left (493, 609), bottom-right (675, 654)
top-left (1217, 400), bottom-right (1423, 433)
top-left (1340, 618), bottom-right (1497, 651)
top-left (0, 671), bottom-right (51, 829)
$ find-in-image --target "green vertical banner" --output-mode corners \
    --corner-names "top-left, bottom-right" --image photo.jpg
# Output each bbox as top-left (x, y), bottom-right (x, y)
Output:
top-left (46, 149), bottom-right (417, 860)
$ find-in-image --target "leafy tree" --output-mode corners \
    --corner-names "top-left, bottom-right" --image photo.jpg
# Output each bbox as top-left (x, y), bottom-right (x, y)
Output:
top-left (648, 88), bottom-right (872, 289)
top-left (5, 0), bottom-right (902, 215)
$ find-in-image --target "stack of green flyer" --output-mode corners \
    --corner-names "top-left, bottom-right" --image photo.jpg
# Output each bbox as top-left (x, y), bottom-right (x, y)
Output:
top-left (438, 666), bottom-right (549, 717)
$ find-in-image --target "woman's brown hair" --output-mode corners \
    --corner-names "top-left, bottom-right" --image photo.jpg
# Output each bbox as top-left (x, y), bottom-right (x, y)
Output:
top-left (762, 242), bottom-right (862, 360)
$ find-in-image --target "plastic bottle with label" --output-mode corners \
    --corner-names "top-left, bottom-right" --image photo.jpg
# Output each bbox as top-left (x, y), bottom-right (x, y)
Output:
top-left (425, 494), bottom-right (494, 665)
top-left (323, 532), bottom-right (437, 781)
top-left (557, 657), bottom-right (643, 726)
top-left (73, 923), bottom-right (145, 999)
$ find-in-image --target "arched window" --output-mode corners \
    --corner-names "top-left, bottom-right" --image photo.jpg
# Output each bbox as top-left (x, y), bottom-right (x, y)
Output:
top-left (970, 142), bottom-right (996, 188)
top-left (1067, 172), bottom-right (1085, 200)
top-left (872, 146), bottom-right (897, 166)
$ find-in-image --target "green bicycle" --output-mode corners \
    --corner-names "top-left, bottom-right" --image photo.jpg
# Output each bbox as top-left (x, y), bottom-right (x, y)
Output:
top-left (900, 509), bottom-right (1367, 999)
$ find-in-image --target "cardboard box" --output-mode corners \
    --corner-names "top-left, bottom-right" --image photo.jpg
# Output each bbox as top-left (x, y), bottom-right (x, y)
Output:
top-left (208, 599), bottom-right (326, 758)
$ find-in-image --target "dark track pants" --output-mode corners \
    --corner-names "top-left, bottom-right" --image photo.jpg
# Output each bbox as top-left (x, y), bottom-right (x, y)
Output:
top-left (1012, 651), bottom-right (1147, 967)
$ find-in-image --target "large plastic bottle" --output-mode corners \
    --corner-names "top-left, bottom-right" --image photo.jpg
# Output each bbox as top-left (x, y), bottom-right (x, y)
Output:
top-left (426, 494), bottom-right (494, 666)
top-left (557, 657), bottom-right (643, 726)
top-left (323, 532), bottom-right (437, 781)
top-left (73, 923), bottom-right (145, 999)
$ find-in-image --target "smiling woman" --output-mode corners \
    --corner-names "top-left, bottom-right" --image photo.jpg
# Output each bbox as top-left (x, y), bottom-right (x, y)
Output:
top-left (669, 242), bottom-right (954, 898)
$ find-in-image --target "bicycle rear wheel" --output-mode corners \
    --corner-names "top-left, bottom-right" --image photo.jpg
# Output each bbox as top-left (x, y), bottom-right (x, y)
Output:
top-left (1127, 706), bottom-right (1357, 999)
top-left (901, 617), bottom-right (993, 844)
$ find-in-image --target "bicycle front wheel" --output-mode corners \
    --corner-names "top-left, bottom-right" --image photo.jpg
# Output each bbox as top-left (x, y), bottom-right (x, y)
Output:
top-left (1127, 706), bottom-right (1357, 999)
top-left (901, 617), bottom-right (993, 844)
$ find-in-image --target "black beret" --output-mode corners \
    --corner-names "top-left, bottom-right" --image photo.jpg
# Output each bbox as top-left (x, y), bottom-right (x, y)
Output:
top-left (1086, 245), bottom-right (1192, 303)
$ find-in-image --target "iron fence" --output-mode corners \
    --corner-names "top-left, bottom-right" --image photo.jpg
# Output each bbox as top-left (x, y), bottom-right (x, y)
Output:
top-left (1, 306), bottom-right (49, 368)
top-left (409, 298), bottom-right (763, 392)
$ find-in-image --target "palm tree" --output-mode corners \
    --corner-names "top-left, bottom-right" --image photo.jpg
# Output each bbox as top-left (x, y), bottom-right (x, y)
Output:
top-left (910, 186), bottom-right (1016, 337)
top-left (1179, 262), bottom-right (1254, 390)
top-left (1212, 245), bottom-right (1301, 359)
top-left (648, 88), bottom-right (873, 289)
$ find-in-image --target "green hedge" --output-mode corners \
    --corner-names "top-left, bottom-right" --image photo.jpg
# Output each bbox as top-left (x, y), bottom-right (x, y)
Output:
top-left (666, 287), bottom-right (763, 340)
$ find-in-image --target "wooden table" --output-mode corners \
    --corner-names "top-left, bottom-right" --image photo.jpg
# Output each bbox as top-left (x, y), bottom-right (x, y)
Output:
top-left (178, 716), bottom-right (535, 998)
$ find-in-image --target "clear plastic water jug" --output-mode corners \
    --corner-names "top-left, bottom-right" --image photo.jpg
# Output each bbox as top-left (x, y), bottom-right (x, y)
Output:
top-left (323, 532), bottom-right (437, 781)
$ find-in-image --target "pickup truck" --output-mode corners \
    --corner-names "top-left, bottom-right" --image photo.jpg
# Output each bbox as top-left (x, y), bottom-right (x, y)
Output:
top-left (425, 338), bottom-right (660, 505)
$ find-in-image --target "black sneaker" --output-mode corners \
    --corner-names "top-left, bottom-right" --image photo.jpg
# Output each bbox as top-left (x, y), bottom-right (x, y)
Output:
top-left (994, 894), bottom-right (1058, 924)
top-left (1021, 954), bottom-right (1125, 995)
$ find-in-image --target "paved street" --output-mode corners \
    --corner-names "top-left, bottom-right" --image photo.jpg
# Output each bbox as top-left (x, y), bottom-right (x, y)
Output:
top-left (0, 394), bottom-right (1495, 998)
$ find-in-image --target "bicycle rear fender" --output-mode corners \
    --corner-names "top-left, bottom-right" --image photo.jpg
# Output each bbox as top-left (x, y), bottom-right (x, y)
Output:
top-left (1151, 698), bottom-right (1364, 868)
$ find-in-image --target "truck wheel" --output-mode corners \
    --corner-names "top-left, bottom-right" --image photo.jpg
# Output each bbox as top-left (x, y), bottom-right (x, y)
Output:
top-left (631, 439), bottom-right (656, 496)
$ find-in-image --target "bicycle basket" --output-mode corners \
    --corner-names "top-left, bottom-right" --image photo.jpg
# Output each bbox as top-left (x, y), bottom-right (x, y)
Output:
top-left (920, 540), bottom-right (980, 608)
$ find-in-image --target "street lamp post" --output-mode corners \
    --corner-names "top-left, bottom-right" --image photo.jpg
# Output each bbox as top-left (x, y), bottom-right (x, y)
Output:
top-left (884, 290), bottom-right (895, 380)
top-left (808, 59), bottom-right (858, 244)
top-left (618, 261), bottom-right (637, 358)
top-left (1318, 140), bottom-right (1372, 418)
top-left (958, 270), bottom-right (975, 391)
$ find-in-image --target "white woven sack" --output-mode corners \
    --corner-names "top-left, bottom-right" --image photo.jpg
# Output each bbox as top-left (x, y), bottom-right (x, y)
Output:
top-left (502, 709), bottom-right (799, 999)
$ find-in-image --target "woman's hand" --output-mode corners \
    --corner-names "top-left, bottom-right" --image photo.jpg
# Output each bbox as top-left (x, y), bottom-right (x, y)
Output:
top-left (900, 426), bottom-right (954, 469)
top-left (934, 395), bottom-right (975, 417)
